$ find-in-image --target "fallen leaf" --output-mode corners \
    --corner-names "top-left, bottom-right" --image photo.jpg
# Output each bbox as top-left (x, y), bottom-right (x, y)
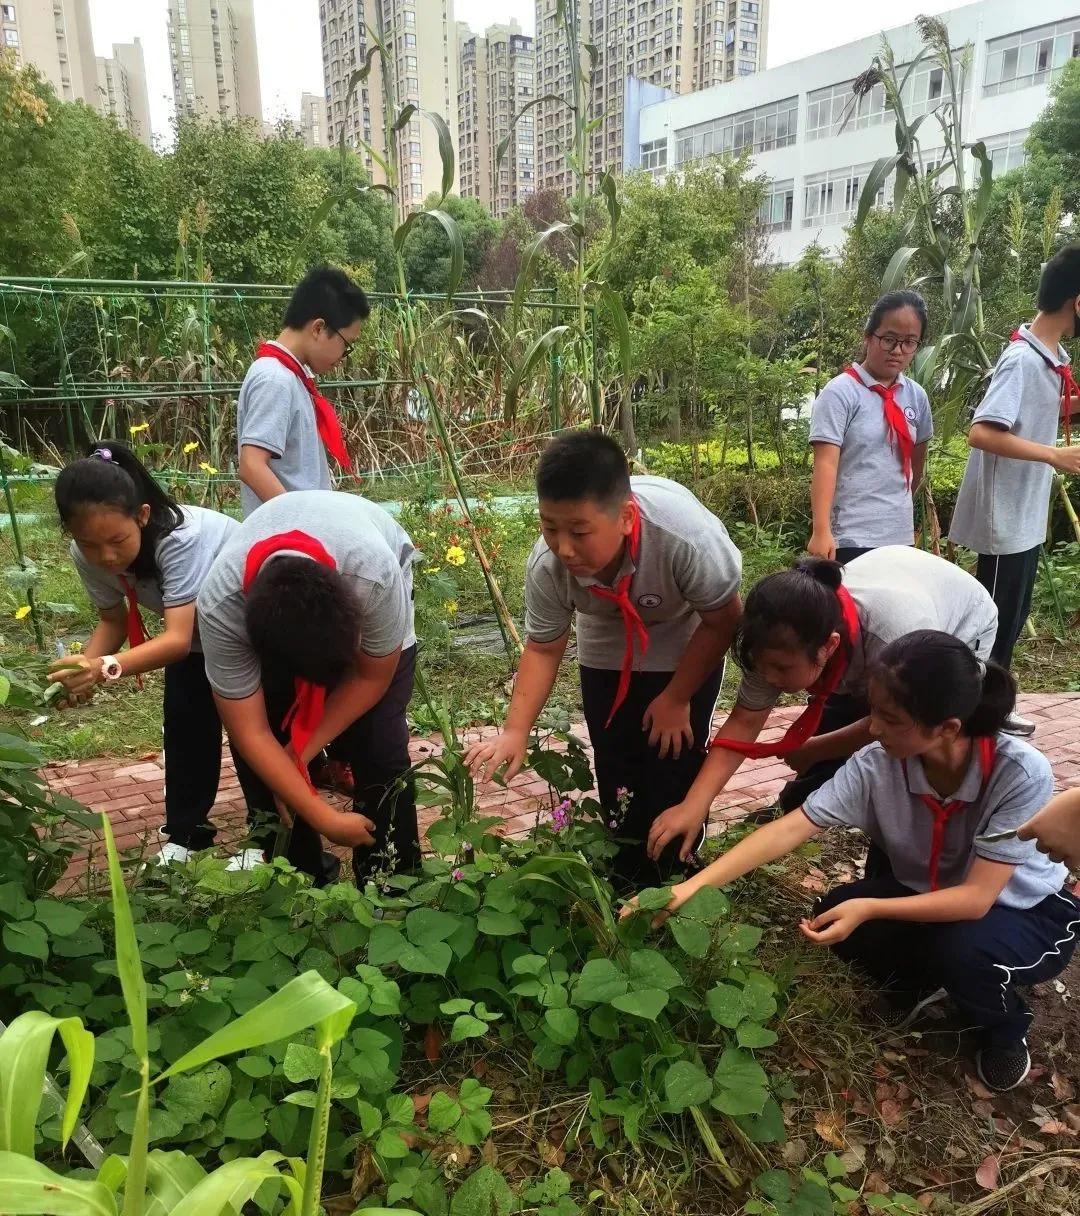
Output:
top-left (916, 1193), bottom-right (935, 1209)
top-left (865, 1171), bottom-right (891, 1194)
top-left (838, 1145), bottom-right (867, 1173)
top-left (412, 1093), bottom-right (432, 1116)
top-left (879, 1099), bottom-right (905, 1127)
top-left (1038, 1120), bottom-right (1075, 1136)
top-left (972, 1100), bottom-right (995, 1119)
top-left (782, 1138), bottom-right (809, 1166)
top-left (1052, 1072), bottom-right (1077, 1102)
top-left (976, 1155), bottom-right (1000, 1191)
top-left (965, 1073), bottom-right (996, 1102)
top-left (814, 1110), bottom-right (846, 1149)
top-left (423, 1023), bottom-right (443, 1062)
top-left (480, 1139), bottom-right (498, 1166)
top-left (1065, 1105), bottom-right (1080, 1132)
top-left (1028, 1064), bottom-right (1048, 1082)
top-left (472, 1059), bottom-right (488, 1078)
top-left (538, 1138), bottom-right (565, 1167)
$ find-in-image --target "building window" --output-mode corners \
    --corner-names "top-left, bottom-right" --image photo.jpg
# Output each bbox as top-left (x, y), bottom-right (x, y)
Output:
top-left (984, 19), bottom-right (1080, 96)
top-left (1, 4), bottom-right (15, 19)
top-left (639, 137), bottom-right (667, 174)
top-left (4, 27), bottom-right (17, 45)
top-left (985, 128), bottom-right (1030, 174)
top-left (674, 95), bottom-right (797, 165)
top-left (803, 162), bottom-right (891, 229)
top-left (759, 179), bottom-right (794, 230)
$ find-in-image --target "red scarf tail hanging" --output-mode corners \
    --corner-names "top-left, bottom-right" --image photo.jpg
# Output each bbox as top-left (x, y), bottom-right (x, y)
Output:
top-left (254, 342), bottom-right (352, 469)
top-left (844, 366), bottom-right (913, 487)
top-left (242, 530), bottom-right (339, 787)
top-left (117, 575), bottom-right (146, 690)
top-left (1009, 331), bottom-right (1073, 447)
top-left (915, 736), bottom-right (997, 891)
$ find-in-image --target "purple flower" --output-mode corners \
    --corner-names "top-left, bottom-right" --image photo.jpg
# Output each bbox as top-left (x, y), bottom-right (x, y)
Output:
top-left (551, 805), bottom-right (571, 832)
top-left (616, 786), bottom-right (629, 799)
top-left (451, 868), bottom-right (464, 881)
top-left (609, 819), bottom-right (618, 829)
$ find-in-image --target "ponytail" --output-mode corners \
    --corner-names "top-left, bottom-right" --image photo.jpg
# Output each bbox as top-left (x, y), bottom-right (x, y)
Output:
top-left (733, 556), bottom-right (847, 671)
top-left (55, 440), bottom-right (183, 581)
top-left (871, 630), bottom-right (1016, 736)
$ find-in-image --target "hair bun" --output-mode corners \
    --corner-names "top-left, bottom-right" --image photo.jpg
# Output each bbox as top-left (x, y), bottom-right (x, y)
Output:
top-left (793, 556), bottom-right (843, 590)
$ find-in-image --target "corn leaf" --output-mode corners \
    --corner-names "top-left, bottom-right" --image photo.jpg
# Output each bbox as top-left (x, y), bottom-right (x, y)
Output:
top-left (0, 1151), bottom-right (117, 1216)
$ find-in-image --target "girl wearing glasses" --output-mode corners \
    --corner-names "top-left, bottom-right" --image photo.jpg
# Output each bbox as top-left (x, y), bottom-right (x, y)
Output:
top-left (808, 290), bottom-right (933, 564)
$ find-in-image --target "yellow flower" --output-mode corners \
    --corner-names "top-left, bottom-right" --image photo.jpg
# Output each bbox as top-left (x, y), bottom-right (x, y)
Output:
top-left (444, 599), bottom-right (458, 615)
top-left (445, 545), bottom-right (466, 567)
top-left (14, 605), bottom-right (31, 620)
top-left (183, 441), bottom-right (199, 454)
top-left (129, 422), bottom-right (149, 435)
top-left (424, 566), bottom-right (442, 575)
top-left (199, 462), bottom-right (218, 475)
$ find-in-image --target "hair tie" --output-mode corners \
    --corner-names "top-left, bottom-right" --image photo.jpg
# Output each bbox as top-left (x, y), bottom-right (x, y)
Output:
top-left (976, 657), bottom-right (987, 681)
top-left (92, 447), bottom-right (113, 462)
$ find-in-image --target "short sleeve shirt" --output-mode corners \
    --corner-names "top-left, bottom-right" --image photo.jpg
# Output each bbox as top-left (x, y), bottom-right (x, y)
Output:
top-left (236, 342), bottom-right (332, 519)
top-left (809, 364), bottom-right (933, 549)
top-left (736, 546), bottom-right (999, 711)
top-left (197, 491), bottom-right (416, 699)
top-left (524, 475), bottom-right (742, 671)
top-left (949, 327), bottom-right (1069, 555)
top-left (802, 733), bottom-right (1066, 909)
top-left (71, 506), bottom-right (237, 653)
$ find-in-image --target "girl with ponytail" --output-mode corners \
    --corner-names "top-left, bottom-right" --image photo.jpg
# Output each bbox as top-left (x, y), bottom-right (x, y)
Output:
top-left (628, 630), bottom-right (1079, 1094)
top-left (646, 546), bottom-right (999, 863)
top-left (50, 441), bottom-right (247, 863)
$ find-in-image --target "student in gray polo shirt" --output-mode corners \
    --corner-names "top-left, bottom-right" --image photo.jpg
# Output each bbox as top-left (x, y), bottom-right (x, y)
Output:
top-left (196, 491), bottom-right (419, 886)
top-left (632, 631), bottom-right (1079, 1093)
top-left (465, 431), bottom-right (743, 887)
top-left (48, 441), bottom-right (250, 865)
top-left (647, 546), bottom-right (998, 862)
top-left (808, 290), bottom-right (933, 564)
top-left (950, 244), bottom-right (1080, 733)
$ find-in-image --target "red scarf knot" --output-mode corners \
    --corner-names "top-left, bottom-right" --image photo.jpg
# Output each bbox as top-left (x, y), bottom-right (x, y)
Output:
top-left (255, 341), bottom-right (352, 469)
top-left (242, 530), bottom-right (337, 786)
top-left (117, 574), bottom-right (146, 690)
top-left (1010, 330), bottom-right (1074, 447)
top-left (908, 736), bottom-right (997, 892)
top-left (844, 365), bottom-right (914, 487)
top-left (586, 499), bottom-right (648, 728)
top-left (710, 585), bottom-right (861, 759)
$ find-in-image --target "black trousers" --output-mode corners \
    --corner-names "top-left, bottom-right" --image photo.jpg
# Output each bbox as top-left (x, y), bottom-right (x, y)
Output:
top-left (233, 646), bottom-right (420, 887)
top-left (777, 691), bottom-right (869, 813)
top-left (835, 546), bottom-right (874, 565)
top-left (581, 663), bottom-right (724, 888)
top-left (814, 872), bottom-right (1080, 1048)
top-left (162, 651), bottom-right (262, 850)
top-left (975, 545), bottom-right (1041, 670)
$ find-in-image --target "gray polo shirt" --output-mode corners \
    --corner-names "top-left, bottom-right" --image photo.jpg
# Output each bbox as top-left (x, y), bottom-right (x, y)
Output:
top-left (803, 734), bottom-right (1066, 909)
top-left (809, 364), bottom-right (933, 549)
top-left (736, 546), bottom-right (998, 711)
top-left (524, 475), bottom-right (742, 671)
top-left (950, 326), bottom-right (1068, 555)
top-left (197, 492), bottom-right (416, 700)
top-left (236, 341), bottom-right (333, 519)
top-left (71, 506), bottom-right (236, 654)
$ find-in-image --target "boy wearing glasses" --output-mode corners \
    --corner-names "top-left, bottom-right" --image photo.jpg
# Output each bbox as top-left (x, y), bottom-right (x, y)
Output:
top-left (808, 290), bottom-right (933, 565)
top-left (950, 244), bottom-right (1080, 735)
top-left (236, 265), bottom-right (369, 520)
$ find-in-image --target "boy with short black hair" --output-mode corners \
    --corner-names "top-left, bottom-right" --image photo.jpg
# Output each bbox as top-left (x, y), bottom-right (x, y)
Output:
top-left (465, 431), bottom-right (743, 885)
top-left (236, 265), bottom-right (370, 520)
top-left (197, 490), bottom-right (419, 886)
top-left (950, 242), bottom-right (1080, 734)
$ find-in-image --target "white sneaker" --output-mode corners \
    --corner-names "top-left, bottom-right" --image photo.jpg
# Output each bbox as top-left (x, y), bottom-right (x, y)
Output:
top-left (225, 848), bottom-right (267, 872)
top-left (1003, 712), bottom-right (1036, 737)
top-left (155, 839), bottom-right (192, 865)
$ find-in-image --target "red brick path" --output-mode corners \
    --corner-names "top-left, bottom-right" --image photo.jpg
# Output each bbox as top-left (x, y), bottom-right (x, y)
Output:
top-left (46, 693), bottom-right (1080, 881)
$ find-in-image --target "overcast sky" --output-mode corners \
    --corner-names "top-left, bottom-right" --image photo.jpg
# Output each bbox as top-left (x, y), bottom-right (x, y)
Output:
top-left (88, 0), bottom-right (957, 148)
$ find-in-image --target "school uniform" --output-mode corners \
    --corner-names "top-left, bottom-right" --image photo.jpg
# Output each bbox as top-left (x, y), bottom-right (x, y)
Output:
top-left (72, 506), bottom-right (244, 851)
top-left (196, 491), bottom-right (419, 885)
top-left (950, 325), bottom-right (1073, 668)
top-left (525, 475), bottom-right (742, 885)
top-left (236, 341), bottom-right (345, 519)
top-left (803, 734), bottom-right (1080, 1049)
top-left (810, 363), bottom-right (933, 563)
top-left (733, 546), bottom-right (999, 810)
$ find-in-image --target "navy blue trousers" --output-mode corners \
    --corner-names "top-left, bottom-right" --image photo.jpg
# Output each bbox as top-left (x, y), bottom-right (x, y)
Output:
top-left (815, 873), bottom-right (1080, 1048)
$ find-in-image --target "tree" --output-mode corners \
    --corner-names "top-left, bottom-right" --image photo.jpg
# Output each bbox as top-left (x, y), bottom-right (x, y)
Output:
top-left (1026, 58), bottom-right (1080, 220)
top-left (400, 193), bottom-right (499, 294)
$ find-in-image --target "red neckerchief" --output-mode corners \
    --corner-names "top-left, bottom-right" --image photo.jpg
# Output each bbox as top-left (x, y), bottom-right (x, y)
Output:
top-left (1010, 330), bottom-right (1074, 446)
top-left (242, 530), bottom-right (337, 787)
top-left (905, 736), bottom-right (997, 892)
top-left (117, 574), bottom-right (146, 689)
top-left (844, 365), bottom-right (914, 487)
top-left (586, 499), bottom-right (648, 728)
top-left (710, 585), bottom-right (861, 758)
top-left (255, 342), bottom-right (352, 468)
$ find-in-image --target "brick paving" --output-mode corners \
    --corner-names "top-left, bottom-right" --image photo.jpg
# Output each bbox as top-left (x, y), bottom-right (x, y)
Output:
top-left (45, 693), bottom-right (1080, 882)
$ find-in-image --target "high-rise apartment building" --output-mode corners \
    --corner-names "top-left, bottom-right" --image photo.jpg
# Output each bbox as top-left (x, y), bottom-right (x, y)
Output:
top-left (96, 40), bottom-right (153, 147)
top-left (457, 21), bottom-right (535, 217)
top-left (320, 0), bottom-right (459, 216)
top-left (535, 0), bottom-right (769, 193)
top-left (300, 90), bottom-right (326, 147)
top-left (167, 0), bottom-right (263, 122)
top-left (1, 0), bottom-right (98, 106)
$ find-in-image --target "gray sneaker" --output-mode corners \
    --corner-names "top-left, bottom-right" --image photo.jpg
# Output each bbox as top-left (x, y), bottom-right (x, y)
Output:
top-left (1003, 712), bottom-right (1036, 737)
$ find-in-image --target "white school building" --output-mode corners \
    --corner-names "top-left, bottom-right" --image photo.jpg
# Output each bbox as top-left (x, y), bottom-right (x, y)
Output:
top-left (627, 0), bottom-right (1080, 262)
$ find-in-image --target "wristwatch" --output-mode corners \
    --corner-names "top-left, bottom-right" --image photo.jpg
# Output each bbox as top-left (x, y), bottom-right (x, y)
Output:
top-left (100, 655), bottom-right (123, 682)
